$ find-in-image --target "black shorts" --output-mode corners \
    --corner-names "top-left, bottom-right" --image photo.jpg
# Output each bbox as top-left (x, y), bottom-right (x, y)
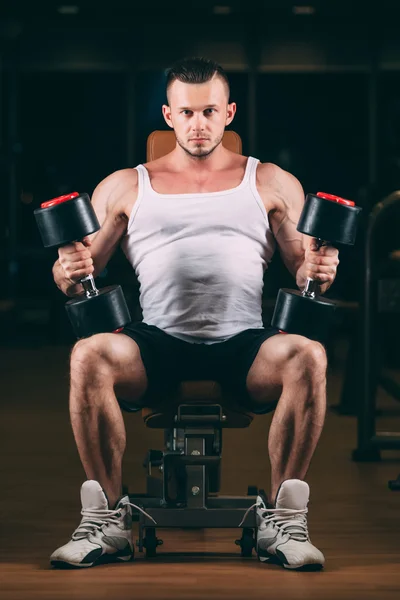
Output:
top-left (117, 321), bottom-right (281, 415)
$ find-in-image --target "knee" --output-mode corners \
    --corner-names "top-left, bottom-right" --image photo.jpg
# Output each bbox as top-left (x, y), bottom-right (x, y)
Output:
top-left (287, 337), bottom-right (327, 379)
top-left (70, 335), bottom-right (111, 378)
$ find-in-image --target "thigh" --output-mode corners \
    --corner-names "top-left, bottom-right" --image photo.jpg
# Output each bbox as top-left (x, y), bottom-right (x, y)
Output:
top-left (243, 331), bottom-right (326, 411)
top-left (115, 321), bottom-right (189, 409)
top-left (246, 332), bottom-right (326, 391)
top-left (71, 327), bottom-right (149, 404)
top-left (245, 332), bottom-right (303, 398)
top-left (215, 328), bottom-right (318, 414)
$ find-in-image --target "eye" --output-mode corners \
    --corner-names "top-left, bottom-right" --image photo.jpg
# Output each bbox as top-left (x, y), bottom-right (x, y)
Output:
top-left (205, 108), bottom-right (215, 114)
top-left (182, 110), bottom-right (192, 115)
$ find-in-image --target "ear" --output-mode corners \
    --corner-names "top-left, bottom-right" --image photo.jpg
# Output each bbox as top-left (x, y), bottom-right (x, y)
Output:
top-left (162, 104), bottom-right (174, 129)
top-left (225, 102), bottom-right (236, 127)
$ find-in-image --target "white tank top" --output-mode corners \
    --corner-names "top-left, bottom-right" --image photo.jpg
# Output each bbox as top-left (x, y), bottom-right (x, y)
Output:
top-left (120, 156), bottom-right (276, 344)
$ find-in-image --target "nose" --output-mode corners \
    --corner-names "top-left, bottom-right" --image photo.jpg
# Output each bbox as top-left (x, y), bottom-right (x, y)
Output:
top-left (191, 113), bottom-right (207, 132)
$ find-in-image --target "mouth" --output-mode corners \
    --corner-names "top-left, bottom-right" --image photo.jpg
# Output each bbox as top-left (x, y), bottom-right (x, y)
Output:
top-left (190, 138), bottom-right (208, 142)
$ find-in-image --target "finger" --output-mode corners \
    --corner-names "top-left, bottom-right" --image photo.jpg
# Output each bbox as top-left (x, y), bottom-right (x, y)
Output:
top-left (68, 249), bottom-right (92, 260)
top-left (82, 236), bottom-right (92, 247)
top-left (312, 275), bottom-right (333, 284)
top-left (306, 273), bottom-right (335, 285)
top-left (307, 265), bottom-right (337, 277)
top-left (307, 255), bottom-right (340, 266)
top-left (70, 258), bottom-right (94, 272)
top-left (315, 245), bottom-right (339, 257)
top-left (308, 263), bottom-right (337, 272)
top-left (63, 257), bottom-right (93, 274)
top-left (66, 265), bottom-right (94, 282)
top-left (59, 250), bottom-right (92, 265)
top-left (310, 238), bottom-right (321, 251)
top-left (58, 241), bottom-right (87, 255)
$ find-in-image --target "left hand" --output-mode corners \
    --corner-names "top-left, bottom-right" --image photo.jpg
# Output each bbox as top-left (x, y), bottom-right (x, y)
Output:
top-left (304, 239), bottom-right (340, 286)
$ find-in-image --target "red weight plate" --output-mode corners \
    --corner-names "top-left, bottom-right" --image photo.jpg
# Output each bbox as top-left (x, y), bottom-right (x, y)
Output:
top-left (316, 192), bottom-right (355, 207)
top-left (41, 192), bottom-right (80, 209)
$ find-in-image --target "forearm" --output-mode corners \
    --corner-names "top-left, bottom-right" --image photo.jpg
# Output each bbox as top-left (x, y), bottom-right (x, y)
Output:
top-left (296, 261), bottom-right (331, 295)
top-left (52, 259), bottom-right (84, 297)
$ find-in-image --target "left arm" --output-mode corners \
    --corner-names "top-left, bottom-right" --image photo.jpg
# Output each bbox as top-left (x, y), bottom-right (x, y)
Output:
top-left (258, 163), bottom-right (339, 295)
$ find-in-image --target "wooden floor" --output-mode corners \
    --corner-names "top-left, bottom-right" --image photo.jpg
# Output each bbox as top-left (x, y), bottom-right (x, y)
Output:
top-left (1, 341), bottom-right (400, 600)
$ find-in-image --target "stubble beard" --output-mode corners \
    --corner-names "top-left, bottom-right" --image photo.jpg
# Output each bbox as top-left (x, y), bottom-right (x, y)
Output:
top-left (176, 132), bottom-right (224, 161)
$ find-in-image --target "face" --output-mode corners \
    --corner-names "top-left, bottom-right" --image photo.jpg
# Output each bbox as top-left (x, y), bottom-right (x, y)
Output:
top-left (162, 75), bottom-right (236, 159)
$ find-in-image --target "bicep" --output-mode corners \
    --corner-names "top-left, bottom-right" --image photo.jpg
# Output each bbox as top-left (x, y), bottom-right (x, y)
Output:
top-left (86, 174), bottom-right (132, 276)
top-left (89, 213), bottom-right (128, 277)
top-left (270, 172), bottom-right (309, 277)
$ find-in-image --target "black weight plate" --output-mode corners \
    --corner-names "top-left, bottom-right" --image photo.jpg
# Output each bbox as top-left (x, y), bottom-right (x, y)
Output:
top-left (271, 288), bottom-right (336, 342)
top-left (34, 193), bottom-right (99, 248)
top-left (65, 285), bottom-right (131, 338)
top-left (297, 194), bottom-right (362, 246)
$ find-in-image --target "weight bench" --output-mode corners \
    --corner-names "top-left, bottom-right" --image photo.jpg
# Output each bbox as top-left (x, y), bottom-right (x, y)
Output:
top-left (120, 130), bottom-right (268, 558)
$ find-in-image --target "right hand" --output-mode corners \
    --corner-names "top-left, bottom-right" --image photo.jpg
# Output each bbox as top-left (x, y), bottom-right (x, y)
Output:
top-left (58, 236), bottom-right (94, 285)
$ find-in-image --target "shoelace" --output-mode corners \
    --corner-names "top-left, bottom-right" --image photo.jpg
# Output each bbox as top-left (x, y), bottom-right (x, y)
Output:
top-left (72, 502), bottom-right (157, 541)
top-left (238, 502), bottom-right (309, 541)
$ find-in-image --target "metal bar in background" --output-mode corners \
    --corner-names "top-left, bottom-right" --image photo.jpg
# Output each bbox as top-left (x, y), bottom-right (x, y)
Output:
top-left (358, 201), bottom-right (380, 456)
top-left (354, 191), bottom-right (400, 461)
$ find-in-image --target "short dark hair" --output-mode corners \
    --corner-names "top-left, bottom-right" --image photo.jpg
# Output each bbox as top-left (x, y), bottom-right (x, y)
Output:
top-left (165, 57), bottom-right (230, 103)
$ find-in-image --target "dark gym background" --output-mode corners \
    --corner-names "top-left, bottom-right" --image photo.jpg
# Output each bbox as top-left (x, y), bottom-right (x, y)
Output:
top-left (1, 1), bottom-right (400, 599)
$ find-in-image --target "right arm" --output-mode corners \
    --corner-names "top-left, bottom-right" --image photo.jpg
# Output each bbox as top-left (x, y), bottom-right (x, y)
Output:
top-left (53, 168), bottom-right (138, 297)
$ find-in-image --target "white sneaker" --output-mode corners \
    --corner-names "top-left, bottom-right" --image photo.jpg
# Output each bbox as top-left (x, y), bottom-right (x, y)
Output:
top-left (50, 480), bottom-right (156, 568)
top-left (239, 479), bottom-right (325, 570)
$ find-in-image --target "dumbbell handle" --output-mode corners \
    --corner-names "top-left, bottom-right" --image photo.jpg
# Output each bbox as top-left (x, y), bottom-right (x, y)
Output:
top-left (302, 238), bottom-right (327, 299)
top-left (80, 274), bottom-right (99, 298)
top-left (303, 278), bottom-right (319, 298)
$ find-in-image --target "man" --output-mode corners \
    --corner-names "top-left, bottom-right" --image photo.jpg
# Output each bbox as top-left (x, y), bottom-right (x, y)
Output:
top-left (50, 57), bottom-right (339, 570)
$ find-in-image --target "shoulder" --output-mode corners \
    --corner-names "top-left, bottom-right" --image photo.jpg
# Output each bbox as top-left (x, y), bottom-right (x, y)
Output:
top-left (256, 162), bottom-right (304, 211)
top-left (92, 168), bottom-right (138, 218)
top-left (256, 162), bottom-right (303, 193)
top-left (95, 168), bottom-right (138, 196)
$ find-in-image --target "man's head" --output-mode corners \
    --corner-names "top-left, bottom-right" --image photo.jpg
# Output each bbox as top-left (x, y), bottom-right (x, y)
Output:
top-left (162, 57), bottom-right (236, 159)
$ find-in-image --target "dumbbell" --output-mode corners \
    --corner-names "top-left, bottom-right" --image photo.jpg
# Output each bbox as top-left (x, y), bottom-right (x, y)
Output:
top-left (34, 192), bottom-right (131, 338)
top-left (271, 192), bottom-right (362, 343)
